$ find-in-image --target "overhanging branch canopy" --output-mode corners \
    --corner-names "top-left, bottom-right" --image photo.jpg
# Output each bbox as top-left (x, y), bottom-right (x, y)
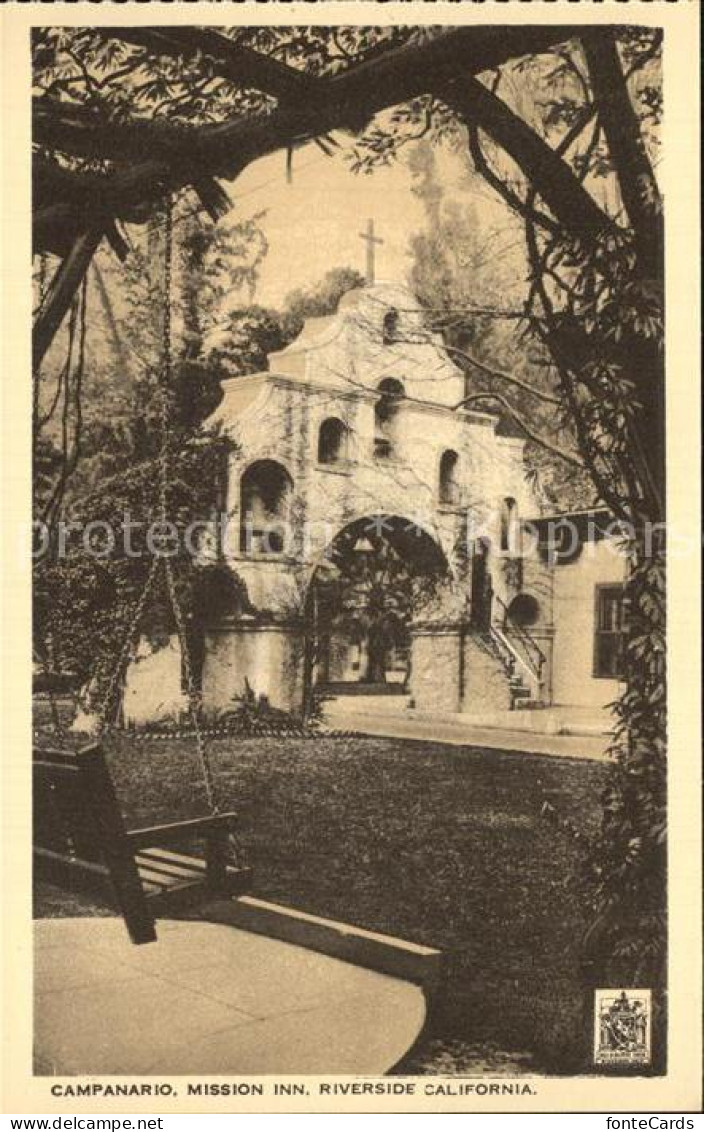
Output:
top-left (99, 26), bottom-right (319, 103)
top-left (34, 23), bottom-right (627, 370)
top-left (34, 25), bottom-right (591, 254)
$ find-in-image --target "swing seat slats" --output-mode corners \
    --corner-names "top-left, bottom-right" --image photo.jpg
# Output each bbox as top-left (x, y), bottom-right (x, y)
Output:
top-left (136, 846), bottom-right (250, 888)
top-left (33, 742), bottom-right (250, 945)
top-left (134, 849), bottom-right (251, 913)
top-left (133, 846), bottom-right (204, 872)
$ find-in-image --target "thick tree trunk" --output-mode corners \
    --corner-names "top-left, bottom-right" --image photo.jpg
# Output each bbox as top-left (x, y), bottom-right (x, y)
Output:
top-left (582, 29), bottom-right (663, 281)
top-left (33, 227), bottom-right (103, 371)
top-left (364, 626), bottom-right (388, 684)
top-left (444, 76), bottom-right (613, 246)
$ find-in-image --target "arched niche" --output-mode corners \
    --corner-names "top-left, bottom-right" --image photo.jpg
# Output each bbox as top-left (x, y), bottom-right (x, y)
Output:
top-left (499, 496), bottom-right (521, 554)
top-left (318, 417), bottom-right (349, 466)
top-left (439, 449), bottom-right (460, 506)
top-left (239, 459), bottom-right (293, 555)
top-left (374, 378), bottom-right (405, 461)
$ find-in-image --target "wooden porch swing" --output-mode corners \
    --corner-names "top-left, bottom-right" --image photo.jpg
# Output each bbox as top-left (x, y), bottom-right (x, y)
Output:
top-left (33, 743), bottom-right (250, 945)
top-left (33, 197), bottom-right (251, 944)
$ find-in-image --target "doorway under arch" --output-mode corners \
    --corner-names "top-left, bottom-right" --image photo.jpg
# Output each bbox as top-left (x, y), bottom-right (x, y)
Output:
top-left (306, 514), bottom-right (449, 695)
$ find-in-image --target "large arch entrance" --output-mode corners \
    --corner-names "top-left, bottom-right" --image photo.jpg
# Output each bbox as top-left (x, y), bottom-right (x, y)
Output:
top-left (305, 515), bottom-right (450, 695)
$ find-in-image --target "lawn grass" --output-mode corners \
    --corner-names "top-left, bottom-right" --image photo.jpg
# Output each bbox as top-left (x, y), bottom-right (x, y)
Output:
top-left (66, 730), bottom-right (610, 1072)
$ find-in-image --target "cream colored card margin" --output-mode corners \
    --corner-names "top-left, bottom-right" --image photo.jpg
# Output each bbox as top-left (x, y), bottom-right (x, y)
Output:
top-left (1, 0), bottom-right (701, 1115)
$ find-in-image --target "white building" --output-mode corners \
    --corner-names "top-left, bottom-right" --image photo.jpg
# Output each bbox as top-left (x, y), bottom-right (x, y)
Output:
top-left (124, 283), bottom-right (627, 727)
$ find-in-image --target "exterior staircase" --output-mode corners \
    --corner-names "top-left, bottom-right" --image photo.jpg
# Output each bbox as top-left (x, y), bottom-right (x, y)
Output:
top-left (473, 596), bottom-right (547, 710)
top-left (508, 671), bottom-right (533, 708)
top-left (472, 631), bottom-right (529, 709)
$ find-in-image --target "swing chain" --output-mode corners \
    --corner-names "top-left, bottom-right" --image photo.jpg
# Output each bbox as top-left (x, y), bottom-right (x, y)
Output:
top-left (164, 558), bottom-right (220, 815)
top-left (158, 197), bottom-right (173, 522)
top-left (90, 196), bottom-right (247, 862)
top-left (96, 556), bottom-right (161, 733)
top-left (158, 196), bottom-right (223, 819)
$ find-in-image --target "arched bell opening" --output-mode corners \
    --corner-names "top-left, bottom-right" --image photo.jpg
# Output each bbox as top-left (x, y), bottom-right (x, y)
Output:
top-left (439, 449), bottom-right (461, 507)
top-left (239, 459), bottom-right (293, 556)
top-left (317, 417), bottom-right (349, 466)
top-left (374, 378), bottom-right (404, 461)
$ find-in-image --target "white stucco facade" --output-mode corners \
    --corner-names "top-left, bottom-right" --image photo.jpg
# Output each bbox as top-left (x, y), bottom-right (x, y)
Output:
top-left (551, 537), bottom-right (627, 708)
top-left (207, 283), bottom-right (535, 609)
top-left (122, 283), bottom-right (627, 726)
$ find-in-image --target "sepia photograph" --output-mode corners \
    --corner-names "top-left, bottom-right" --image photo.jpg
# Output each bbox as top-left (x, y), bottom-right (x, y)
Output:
top-left (1, 0), bottom-right (701, 1115)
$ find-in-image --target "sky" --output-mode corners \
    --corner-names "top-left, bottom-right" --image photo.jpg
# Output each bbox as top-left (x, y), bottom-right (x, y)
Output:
top-left (220, 135), bottom-right (522, 309)
top-left (223, 139), bottom-right (427, 307)
top-left (76, 130), bottom-right (527, 400)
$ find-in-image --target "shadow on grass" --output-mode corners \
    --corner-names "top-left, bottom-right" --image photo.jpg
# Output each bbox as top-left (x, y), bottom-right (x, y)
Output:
top-left (34, 726), bottom-right (610, 1072)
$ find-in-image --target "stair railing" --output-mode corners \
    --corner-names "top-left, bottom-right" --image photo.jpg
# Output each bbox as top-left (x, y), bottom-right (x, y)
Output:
top-left (484, 626), bottom-right (516, 678)
top-left (492, 594), bottom-right (547, 695)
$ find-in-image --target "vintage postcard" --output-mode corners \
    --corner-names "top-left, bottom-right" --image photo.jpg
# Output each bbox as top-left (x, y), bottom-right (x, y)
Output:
top-left (1, 0), bottom-right (701, 1116)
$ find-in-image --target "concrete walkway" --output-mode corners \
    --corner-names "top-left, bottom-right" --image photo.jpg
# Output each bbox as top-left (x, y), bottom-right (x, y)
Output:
top-left (323, 704), bottom-right (610, 761)
top-left (34, 917), bottom-right (427, 1075)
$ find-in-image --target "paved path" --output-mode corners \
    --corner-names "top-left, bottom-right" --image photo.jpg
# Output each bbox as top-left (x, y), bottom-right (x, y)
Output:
top-left (324, 708), bottom-right (609, 761)
top-left (34, 917), bottom-right (426, 1075)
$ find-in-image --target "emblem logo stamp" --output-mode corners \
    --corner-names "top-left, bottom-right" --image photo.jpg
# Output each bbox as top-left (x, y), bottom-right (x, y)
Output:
top-left (594, 989), bottom-right (652, 1067)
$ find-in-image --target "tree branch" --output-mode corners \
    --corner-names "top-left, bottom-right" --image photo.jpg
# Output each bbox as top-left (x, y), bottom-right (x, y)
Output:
top-left (446, 343), bottom-right (562, 405)
top-left (581, 28), bottom-right (662, 277)
top-left (99, 26), bottom-right (318, 103)
top-left (33, 99), bottom-right (215, 166)
top-left (523, 219), bottom-right (634, 521)
top-left (456, 392), bottom-right (583, 468)
top-left (466, 124), bottom-right (560, 235)
top-left (33, 26), bottom-right (586, 253)
top-left (33, 225), bottom-right (104, 371)
top-left (623, 30), bottom-right (663, 82)
top-left (440, 74), bottom-right (615, 247)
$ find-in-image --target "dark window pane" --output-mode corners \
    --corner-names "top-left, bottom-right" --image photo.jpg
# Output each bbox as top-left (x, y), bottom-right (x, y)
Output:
top-left (595, 587), bottom-right (625, 678)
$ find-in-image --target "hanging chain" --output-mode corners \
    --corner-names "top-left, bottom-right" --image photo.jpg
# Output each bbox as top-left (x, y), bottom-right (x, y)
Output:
top-left (158, 196), bottom-right (221, 817)
top-left (39, 278), bottom-right (86, 743)
top-left (97, 556), bottom-right (162, 733)
top-left (91, 199), bottom-right (236, 851)
top-left (164, 558), bottom-right (219, 815)
top-left (158, 198), bottom-right (173, 523)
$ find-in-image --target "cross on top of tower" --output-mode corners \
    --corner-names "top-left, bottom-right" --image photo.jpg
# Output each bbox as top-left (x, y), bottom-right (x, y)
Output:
top-left (358, 218), bottom-right (383, 285)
